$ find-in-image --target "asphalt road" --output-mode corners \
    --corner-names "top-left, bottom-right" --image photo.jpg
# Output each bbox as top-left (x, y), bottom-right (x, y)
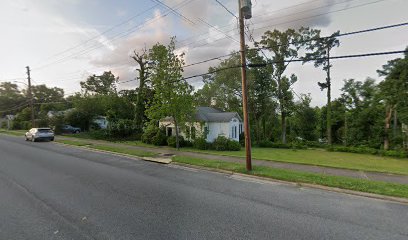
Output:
top-left (0, 134), bottom-right (407, 240)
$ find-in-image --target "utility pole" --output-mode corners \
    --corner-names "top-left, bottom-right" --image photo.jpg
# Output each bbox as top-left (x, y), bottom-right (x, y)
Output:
top-left (326, 44), bottom-right (332, 145)
top-left (239, 0), bottom-right (252, 171)
top-left (26, 66), bottom-right (35, 128)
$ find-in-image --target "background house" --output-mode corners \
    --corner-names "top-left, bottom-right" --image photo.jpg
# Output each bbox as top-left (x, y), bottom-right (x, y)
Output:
top-left (160, 107), bottom-right (243, 142)
top-left (93, 116), bottom-right (109, 129)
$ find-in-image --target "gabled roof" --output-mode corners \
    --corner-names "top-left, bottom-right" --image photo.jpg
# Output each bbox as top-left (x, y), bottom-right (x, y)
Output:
top-left (196, 107), bottom-right (242, 122)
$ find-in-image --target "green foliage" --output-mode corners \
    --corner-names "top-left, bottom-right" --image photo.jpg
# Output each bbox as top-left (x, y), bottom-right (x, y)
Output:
top-left (212, 136), bottom-right (241, 151)
top-left (146, 37), bottom-right (195, 149)
top-left (327, 146), bottom-right (408, 158)
top-left (193, 137), bottom-right (209, 150)
top-left (106, 119), bottom-right (137, 138)
top-left (80, 71), bottom-right (118, 95)
top-left (167, 135), bottom-right (185, 148)
top-left (151, 127), bottom-right (167, 146)
top-left (141, 124), bottom-right (160, 144)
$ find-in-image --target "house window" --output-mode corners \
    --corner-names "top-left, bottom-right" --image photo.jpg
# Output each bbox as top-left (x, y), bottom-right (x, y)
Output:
top-left (232, 126), bottom-right (234, 138)
top-left (239, 124), bottom-right (242, 134)
top-left (235, 126), bottom-right (237, 138)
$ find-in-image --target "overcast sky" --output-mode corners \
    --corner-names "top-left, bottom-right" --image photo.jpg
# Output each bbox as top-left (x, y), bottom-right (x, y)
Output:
top-left (0, 0), bottom-right (407, 106)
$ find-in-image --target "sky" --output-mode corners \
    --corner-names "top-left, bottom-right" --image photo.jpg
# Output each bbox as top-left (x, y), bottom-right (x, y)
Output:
top-left (0, 0), bottom-right (407, 106)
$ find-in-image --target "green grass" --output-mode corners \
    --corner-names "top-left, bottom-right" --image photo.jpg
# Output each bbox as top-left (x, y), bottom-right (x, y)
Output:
top-left (88, 145), bottom-right (157, 158)
top-left (173, 156), bottom-right (408, 199)
top-left (0, 129), bottom-right (27, 136)
top-left (182, 147), bottom-right (408, 176)
top-left (57, 133), bottom-right (408, 176)
top-left (56, 139), bottom-right (92, 147)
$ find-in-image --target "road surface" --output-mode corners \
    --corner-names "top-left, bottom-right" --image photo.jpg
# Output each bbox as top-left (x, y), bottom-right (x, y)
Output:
top-left (0, 134), bottom-right (407, 240)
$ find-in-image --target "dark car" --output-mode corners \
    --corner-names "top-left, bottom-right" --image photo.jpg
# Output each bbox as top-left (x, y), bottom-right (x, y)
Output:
top-left (62, 125), bottom-right (81, 134)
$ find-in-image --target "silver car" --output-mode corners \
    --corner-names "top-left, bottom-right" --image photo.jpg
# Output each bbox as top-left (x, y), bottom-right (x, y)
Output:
top-left (25, 128), bottom-right (55, 142)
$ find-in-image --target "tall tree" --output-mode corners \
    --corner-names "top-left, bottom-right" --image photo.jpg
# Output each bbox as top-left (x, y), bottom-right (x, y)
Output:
top-left (247, 48), bottom-right (276, 143)
top-left (147, 38), bottom-right (195, 149)
top-left (377, 49), bottom-right (408, 150)
top-left (131, 48), bottom-right (151, 131)
top-left (0, 82), bottom-right (25, 115)
top-left (195, 52), bottom-right (242, 112)
top-left (256, 29), bottom-right (305, 144)
top-left (80, 71), bottom-right (118, 95)
top-left (302, 30), bottom-right (340, 145)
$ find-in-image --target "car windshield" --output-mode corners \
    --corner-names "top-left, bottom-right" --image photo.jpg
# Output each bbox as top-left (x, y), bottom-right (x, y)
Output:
top-left (38, 128), bottom-right (52, 133)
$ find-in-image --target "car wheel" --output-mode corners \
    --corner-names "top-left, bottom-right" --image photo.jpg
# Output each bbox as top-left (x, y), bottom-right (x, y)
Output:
top-left (50, 138), bottom-right (54, 141)
top-left (31, 137), bottom-right (36, 142)
top-left (74, 130), bottom-right (80, 134)
top-left (25, 135), bottom-right (29, 141)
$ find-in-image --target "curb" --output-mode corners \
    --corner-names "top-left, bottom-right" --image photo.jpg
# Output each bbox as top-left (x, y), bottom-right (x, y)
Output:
top-left (171, 162), bottom-right (408, 205)
top-left (54, 142), bottom-right (172, 164)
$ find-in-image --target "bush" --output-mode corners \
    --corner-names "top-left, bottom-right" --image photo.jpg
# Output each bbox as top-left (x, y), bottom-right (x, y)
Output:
top-left (167, 135), bottom-right (185, 148)
top-left (193, 137), bottom-right (209, 150)
top-left (107, 119), bottom-right (137, 138)
top-left (212, 136), bottom-right (241, 151)
top-left (141, 124), bottom-right (160, 144)
top-left (227, 140), bottom-right (241, 151)
top-left (327, 146), bottom-right (408, 158)
top-left (258, 140), bottom-right (274, 148)
top-left (151, 129), bottom-right (167, 146)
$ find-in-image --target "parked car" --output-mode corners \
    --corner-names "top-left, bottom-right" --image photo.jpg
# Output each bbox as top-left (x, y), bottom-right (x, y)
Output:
top-left (62, 125), bottom-right (81, 134)
top-left (25, 128), bottom-right (55, 142)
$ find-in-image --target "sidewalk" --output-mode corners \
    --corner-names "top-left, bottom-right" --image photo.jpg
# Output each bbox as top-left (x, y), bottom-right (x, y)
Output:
top-left (58, 136), bottom-right (408, 185)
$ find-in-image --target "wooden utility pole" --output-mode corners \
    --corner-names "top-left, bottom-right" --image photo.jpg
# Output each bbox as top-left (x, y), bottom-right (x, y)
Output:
top-left (326, 45), bottom-right (332, 145)
top-left (239, 0), bottom-right (252, 171)
top-left (26, 66), bottom-right (35, 128)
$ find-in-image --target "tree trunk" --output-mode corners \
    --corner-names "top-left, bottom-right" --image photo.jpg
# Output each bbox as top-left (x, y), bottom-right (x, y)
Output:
top-left (174, 118), bottom-right (180, 150)
top-left (384, 105), bottom-right (393, 151)
top-left (344, 111), bottom-right (348, 146)
top-left (326, 47), bottom-right (332, 145)
top-left (281, 111), bottom-right (287, 144)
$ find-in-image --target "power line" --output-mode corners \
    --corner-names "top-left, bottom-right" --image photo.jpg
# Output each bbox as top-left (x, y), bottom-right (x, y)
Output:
top-left (151, 0), bottom-right (196, 25)
top-left (32, 0), bottom-right (195, 72)
top-left (214, 0), bottom-right (238, 19)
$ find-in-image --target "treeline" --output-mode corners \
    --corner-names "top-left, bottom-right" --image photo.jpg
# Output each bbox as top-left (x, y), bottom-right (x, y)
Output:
top-left (1, 28), bottom-right (407, 152)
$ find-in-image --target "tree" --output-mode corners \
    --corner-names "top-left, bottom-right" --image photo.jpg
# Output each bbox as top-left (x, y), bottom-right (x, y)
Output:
top-left (131, 48), bottom-right (151, 131)
top-left (302, 29), bottom-right (340, 145)
top-left (291, 94), bottom-right (318, 141)
top-left (377, 49), bottom-right (408, 150)
top-left (195, 52), bottom-right (242, 112)
top-left (0, 82), bottom-right (25, 116)
top-left (80, 71), bottom-right (118, 95)
top-left (147, 38), bottom-right (195, 149)
top-left (256, 29), bottom-right (306, 143)
top-left (339, 78), bottom-right (383, 147)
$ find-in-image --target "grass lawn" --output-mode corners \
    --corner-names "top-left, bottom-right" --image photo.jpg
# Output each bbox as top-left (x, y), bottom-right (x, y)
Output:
top-left (56, 139), bottom-right (157, 158)
top-left (0, 129), bottom-right (26, 136)
top-left (173, 156), bottom-right (408, 199)
top-left (183, 147), bottom-right (408, 176)
top-left (54, 133), bottom-right (408, 176)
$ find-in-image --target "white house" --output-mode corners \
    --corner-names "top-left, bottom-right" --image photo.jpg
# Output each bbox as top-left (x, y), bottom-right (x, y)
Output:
top-left (93, 116), bottom-right (109, 129)
top-left (160, 107), bottom-right (243, 142)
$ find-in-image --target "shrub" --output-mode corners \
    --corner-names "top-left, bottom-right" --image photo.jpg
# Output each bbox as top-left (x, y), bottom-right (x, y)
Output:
top-left (89, 129), bottom-right (109, 140)
top-left (193, 137), bottom-right (209, 150)
top-left (211, 136), bottom-right (241, 151)
top-left (151, 130), bottom-right (167, 146)
top-left (227, 140), bottom-right (241, 151)
top-left (259, 140), bottom-right (274, 148)
top-left (212, 136), bottom-right (230, 151)
top-left (167, 135), bottom-right (185, 148)
top-left (327, 146), bottom-right (408, 158)
top-left (141, 124), bottom-right (159, 144)
top-left (107, 119), bottom-right (137, 138)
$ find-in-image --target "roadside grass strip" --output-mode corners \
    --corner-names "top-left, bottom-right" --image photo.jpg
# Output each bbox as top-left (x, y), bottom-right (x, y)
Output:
top-left (54, 134), bottom-right (408, 176)
top-left (173, 156), bottom-right (408, 199)
top-left (0, 129), bottom-right (26, 136)
top-left (56, 139), bottom-right (157, 158)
